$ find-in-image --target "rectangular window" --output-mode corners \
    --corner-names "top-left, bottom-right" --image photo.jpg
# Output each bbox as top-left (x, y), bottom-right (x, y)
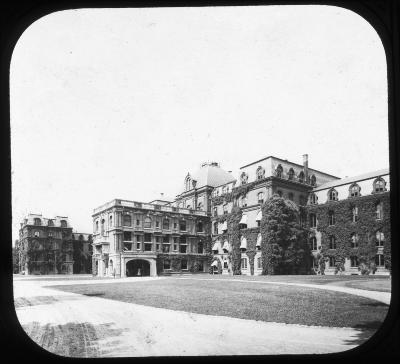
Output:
top-left (198, 260), bottom-right (204, 272)
top-left (144, 233), bottom-right (152, 242)
top-left (123, 242), bottom-right (132, 251)
top-left (155, 236), bottom-right (160, 243)
top-left (163, 235), bottom-right (169, 244)
top-left (198, 241), bottom-right (204, 254)
top-left (241, 258), bottom-right (248, 269)
top-left (257, 256), bottom-right (262, 269)
top-left (163, 260), bottom-right (171, 270)
top-left (179, 220), bottom-right (187, 231)
top-left (162, 244), bottom-right (170, 253)
top-left (223, 261), bottom-right (228, 269)
top-left (136, 219), bottom-right (140, 226)
top-left (136, 235), bottom-right (142, 242)
top-left (144, 243), bottom-right (152, 252)
top-left (179, 245), bottom-right (187, 253)
top-left (156, 243), bottom-right (160, 251)
top-left (123, 231), bottom-right (132, 241)
top-left (156, 220), bottom-right (160, 228)
top-left (173, 222), bottom-right (177, 229)
top-left (181, 259), bottom-right (188, 270)
top-left (163, 219), bottom-right (170, 230)
top-left (136, 242), bottom-right (141, 250)
top-left (329, 256), bottom-right (335, 267)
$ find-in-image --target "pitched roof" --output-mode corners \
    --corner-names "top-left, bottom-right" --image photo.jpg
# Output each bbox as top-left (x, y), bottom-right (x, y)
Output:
top-left (313, 168), bottom-right (389, 191)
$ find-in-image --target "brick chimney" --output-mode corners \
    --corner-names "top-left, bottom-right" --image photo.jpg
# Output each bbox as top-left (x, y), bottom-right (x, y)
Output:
top-left (303, 154), bottom-right (309, 182)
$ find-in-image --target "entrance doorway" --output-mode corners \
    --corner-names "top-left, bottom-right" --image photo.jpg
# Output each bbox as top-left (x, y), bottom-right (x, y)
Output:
top-left (126, 259), bottom-right (150, 277)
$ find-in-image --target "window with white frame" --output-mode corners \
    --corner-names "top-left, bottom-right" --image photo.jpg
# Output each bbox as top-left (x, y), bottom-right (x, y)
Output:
top-left (376, 231), bottom-right (384, 247)
top-left (144, 217), bottom-right (152, 229)
top-left (181, 259), bottom-right (188, 270)
top-left (163, 218), bottom-right (170, 230)
top-left (328, 188), bottom-right (338, 201)
top-left (350, 233), bottom-right (359, 248)
top-left (310, 237), bottom-right (317, 250)
top-left (101, 219), bottom-right (105, 235)
top-left (241, 257), bottom-right (248, 269)
top-left (163, 260), bottom-right (171, 270)
top-left (373, 178), bottom-right (386, 193)
top-left (349, 183), bottom-right (361, 197)
top-left (257, 256), bottom-right (262, 269)
top-left (123, 231), bottom-right (132, 241)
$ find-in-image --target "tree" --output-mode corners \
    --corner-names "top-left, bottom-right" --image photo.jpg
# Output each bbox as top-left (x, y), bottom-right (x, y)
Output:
top-left (12, 242), bottom-right (20, 273)
top-left (260, 194), bottom-right (311, 275)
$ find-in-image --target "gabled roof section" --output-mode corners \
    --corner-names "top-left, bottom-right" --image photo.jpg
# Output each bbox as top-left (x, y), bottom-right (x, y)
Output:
top-left (313, 168), bottom-right (389, 191)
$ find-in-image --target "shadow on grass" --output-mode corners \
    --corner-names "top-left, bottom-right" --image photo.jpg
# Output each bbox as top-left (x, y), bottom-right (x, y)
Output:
top-left (82, 292), bottom-right (105, 297)
top-left (359, 301), bottom-right (389, 308)
top-left (342, 322), bottom-right (385, 347)
top-left (21, 321), bottom-right (131, 357)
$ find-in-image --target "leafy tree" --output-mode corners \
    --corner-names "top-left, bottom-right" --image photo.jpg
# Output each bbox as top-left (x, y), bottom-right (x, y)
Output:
top-left (260, 194), bottom-right (311, 275)
top-left (12, 242), bottom-right (20, 273)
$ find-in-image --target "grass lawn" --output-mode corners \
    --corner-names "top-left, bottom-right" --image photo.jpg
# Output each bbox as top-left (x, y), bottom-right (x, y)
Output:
top-left (51, 277), bottom-right (389, 329)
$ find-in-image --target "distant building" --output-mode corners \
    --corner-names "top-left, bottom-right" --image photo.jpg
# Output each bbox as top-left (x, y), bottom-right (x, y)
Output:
top-left (71, 233), bottom-right (93, 274)
top-left (17, 214), bottom-right (92, 275)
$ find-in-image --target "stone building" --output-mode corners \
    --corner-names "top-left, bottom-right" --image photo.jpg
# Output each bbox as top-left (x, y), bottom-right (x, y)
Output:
top-left (17, 214), bottom-right (74, 275)
top-left (91, 162), bottom-right (235, 277)
top-left (210, 155), bottom-right (340, 275)
top-left (92, 155), bottom-right (391, 277)
top-left (17, 214), bottom-right (92, 275)
top-left (307, 169), bottom-right (390, 275)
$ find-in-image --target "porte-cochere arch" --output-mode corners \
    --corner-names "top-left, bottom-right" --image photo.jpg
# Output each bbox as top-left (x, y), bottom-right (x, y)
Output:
top-left (123, 257), bottom-right (157, 277)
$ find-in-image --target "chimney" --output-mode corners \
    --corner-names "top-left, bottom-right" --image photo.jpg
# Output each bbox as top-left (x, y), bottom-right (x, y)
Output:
top-left (303, 154), bottom-right (309, 181)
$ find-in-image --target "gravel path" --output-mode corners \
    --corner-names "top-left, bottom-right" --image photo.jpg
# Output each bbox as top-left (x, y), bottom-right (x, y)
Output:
top-left (13, 276), bottom-right (382, 357)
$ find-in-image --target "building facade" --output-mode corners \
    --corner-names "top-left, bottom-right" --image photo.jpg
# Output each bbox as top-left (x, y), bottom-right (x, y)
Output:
top-left (17, 214), bottom-right (92, 275)
top-left (92, 155), bottom-right (391, 277)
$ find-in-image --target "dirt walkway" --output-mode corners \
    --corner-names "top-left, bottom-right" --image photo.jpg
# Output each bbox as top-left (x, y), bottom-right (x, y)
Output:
top-left (13, 277), bottom-right (379, 357)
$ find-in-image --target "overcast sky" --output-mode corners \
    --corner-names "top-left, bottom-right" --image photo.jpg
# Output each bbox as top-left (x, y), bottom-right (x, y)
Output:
top-left (10, 5), bottom-right (388, 242)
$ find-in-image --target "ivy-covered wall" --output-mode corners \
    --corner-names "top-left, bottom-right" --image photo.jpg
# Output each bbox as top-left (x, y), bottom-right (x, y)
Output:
top-left (307, 192), bottom-right (391, 273)
top-left (156, 254), bottom-right (210, 274)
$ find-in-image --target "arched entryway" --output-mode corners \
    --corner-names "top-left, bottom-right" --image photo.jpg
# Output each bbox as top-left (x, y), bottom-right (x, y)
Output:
top-left (126, 259), bottom-right (151, 277)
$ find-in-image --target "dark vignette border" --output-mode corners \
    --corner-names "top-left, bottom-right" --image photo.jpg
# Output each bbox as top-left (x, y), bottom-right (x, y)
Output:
top-left (1, 0), bottom-right (399, 363)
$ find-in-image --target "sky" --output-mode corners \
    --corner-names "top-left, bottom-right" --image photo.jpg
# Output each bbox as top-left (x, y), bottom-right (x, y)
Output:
top-left (10, 5), bottom-right (388, 243)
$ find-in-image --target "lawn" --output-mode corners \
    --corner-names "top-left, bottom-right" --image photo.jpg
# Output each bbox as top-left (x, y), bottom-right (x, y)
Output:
top-left (51, 277), bottom-right (389, 329)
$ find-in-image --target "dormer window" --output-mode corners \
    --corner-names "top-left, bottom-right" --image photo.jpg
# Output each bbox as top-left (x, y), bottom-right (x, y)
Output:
top-left (298, 171), bottom-right (305, 183)
top-left (34, 218), bottom-right (41, 226)
top-left (60, 220), bottom-right (67, 228)
top-left (123, 214), bottom-right (132, 226)
top-left (328, 188), bottom-right (338, 201)
top-left (309, 193), bottom-right (318, 205)
top-left (310, 175), bottom-right (316, 186)
top-left (47, 220), bottom-right (54, 226)
top-left (373, 178), bottom-right (386, 193)
top-left (349, 183), bottom-right (361, 197)
top-left (257, 192), bottom-right (264, 204)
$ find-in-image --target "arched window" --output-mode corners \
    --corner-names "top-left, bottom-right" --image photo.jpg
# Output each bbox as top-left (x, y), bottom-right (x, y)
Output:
top-left (373, 178), bottom-right (386, 193)
top-left (275, 164), bottom-right (283, 178)
top-left (329, 236), bottom-right (336, 249)
top-left (310, 175), bottom-right (316, 186)
top-left (60, 220), bottom-right (67, 228)
top-left (123, 214), bottom-right (132, 226)
top-left (257, 192), bottom-right (264, 204)
top-left (144, 217), bottom-right (152, 229)
top-left (349, 183), bottom-right (361, 197)
top-left (310, 237), bottom-right (317, 250)
top-left (95, 220), bottom-right (99, 232)
top-left (376, 201), bottom-right (383, 220)
top-left (197, 221), bottom-right (204, 232)
top-left (309, 193), bottom-right (318, 205)
top-left (109, 215), bottom-right (113, 227)
top-left (328, 188), bottom-right (338, 201)
top-left (352, 206), bottom-right (359, 222)
top-left (185, 175), bottom-right (191, 191)
top-left (328, 211), bottom-right (335, 226)
top-left (376, 231), bottom-right (384, 247)
top-left (256, 166), bottom-right (265, 180)
top-left (298, 171), bottom-right (305, 183)
top-left (34, 218), bottom-right (41, 226)
top-left (288, 168), bottom-right (295, 180)
top-left (223, 203), bottom-right (228, 214)
top-left (197, 202), bottom-right (203, 210)
top-left (350, 233), bottom-right (359, 248)
top-left (309, 213), bottom-right (317, 228)
top-left (47, 220), bottom-right (54, 226)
